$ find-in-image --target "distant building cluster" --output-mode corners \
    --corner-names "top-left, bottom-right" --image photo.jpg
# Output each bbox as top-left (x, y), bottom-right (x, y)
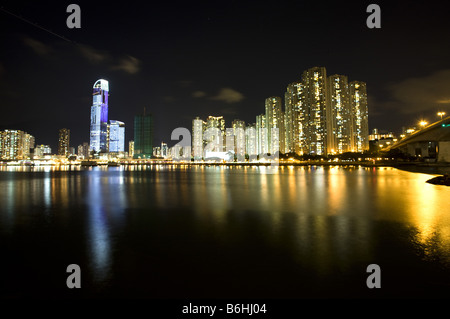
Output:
top-left (0, 129), bottom-right (35, 160)
top-left (190, 66), bottom-right (369, 160)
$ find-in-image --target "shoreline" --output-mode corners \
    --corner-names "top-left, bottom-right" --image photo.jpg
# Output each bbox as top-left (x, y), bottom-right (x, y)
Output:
top-left (2, 160), bottom-right (450, 174)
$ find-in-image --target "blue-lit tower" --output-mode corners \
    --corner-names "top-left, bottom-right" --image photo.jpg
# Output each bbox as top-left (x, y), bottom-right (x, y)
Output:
top-left (90, 79), bottom-right (109, 154)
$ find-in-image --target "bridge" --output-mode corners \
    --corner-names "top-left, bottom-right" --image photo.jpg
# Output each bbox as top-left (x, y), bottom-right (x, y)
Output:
top-left (385, 116), bottom-right (450, 162)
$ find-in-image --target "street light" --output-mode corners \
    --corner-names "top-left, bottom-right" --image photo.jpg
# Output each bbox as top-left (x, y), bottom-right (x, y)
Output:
top-left (419, 120), bottom-right (428, 127)
top-left (438, 112), bottom-right (446, 119)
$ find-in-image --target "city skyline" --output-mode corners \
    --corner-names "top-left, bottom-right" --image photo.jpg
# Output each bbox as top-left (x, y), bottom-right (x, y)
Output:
top-left (0, 68), bottom-right (444, 161)
top-left (1, 1), bottom-right (450, 151)
top-left (2, 0), bottom-right (450, 304)
top-left (0, 67), bottom-right (372, 157)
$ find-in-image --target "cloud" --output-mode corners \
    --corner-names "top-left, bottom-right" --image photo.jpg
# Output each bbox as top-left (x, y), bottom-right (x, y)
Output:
top-left (78, 45), bottom-right (140, 74)
top-left (387, 69), bottom-right (450, 114)
top-left (77, 44), bottom-right (110, 63)
top-left (111, 55), bottom-right (141, 74)
top-left (192, 90), bottom-right (206, 98)
top-left (210, 87), bottom-right (244, 103)
top-left (22, 36), bottom-right (51, 55)
top-left (21, 35), bottom-right (139, 75)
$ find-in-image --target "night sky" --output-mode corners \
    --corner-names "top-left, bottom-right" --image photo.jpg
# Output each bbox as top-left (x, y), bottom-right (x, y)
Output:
top-left (1, 0), bottom-right (450, 151)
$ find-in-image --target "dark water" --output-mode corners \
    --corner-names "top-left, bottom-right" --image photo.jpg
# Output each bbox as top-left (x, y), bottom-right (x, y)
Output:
top-left (0, 165), bottom-right (449, 299)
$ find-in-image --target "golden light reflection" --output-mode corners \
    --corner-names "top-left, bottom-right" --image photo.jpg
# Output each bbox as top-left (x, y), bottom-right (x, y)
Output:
top-left (191, 166), bottom-right (230, 227)
top-left (269, 172), bottom-right (282, 234)
top-left (405, 177), bottom-right (450, 258)
top-left (376, 168), bottom-right (450, 263)
top-left (326, 166), bottom-right (346, 216)
top-left (286, 166), bottom-right (296, 210)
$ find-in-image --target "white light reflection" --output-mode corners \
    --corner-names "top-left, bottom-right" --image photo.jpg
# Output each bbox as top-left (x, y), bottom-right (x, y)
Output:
top-left (43, 170), bottom-right (51, 213)
top-left (87, 168), bottom-right (112, 284)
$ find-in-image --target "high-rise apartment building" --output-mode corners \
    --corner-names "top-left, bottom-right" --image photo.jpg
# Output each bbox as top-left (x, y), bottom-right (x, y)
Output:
top-left (192, 117), bottom-right (204, 160)
top-left (134, 110), bottom-right (153, 159)
top-left (90, 79), bottom-right (109, 154)
top-left (349, 81), bottom-right (369, 152)
top-left (1, 130), bottom-right (23, 160)
top-left (231, 119), bottom-right (246, 160)
top-left (128, 140), bottom-right (134, 158)
top-left (22, 133), bottom-right (34, 159)
top-left (265, 96), bottom-right (284, 154)
top-left (0, 130), bottom-right (34, 160)
top-left (205, 116), bottom-right (225, 132)
top-left (204, 116), bottom-right (225, 152)
top-left (245, 123), bottom-right (257, 158)
top-left (256, 114), bottom-right (268, 155)
top-left (300, 67), bottom-right (329, 156)
top-left (284, 82), bottom-right (303, 154)
top-left (58, 128), bottom-right (70, 156)
top-left (326, 75), bottom-right (351, 154)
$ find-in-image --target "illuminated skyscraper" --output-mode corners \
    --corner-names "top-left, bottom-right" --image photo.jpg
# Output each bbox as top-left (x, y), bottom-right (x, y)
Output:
top-left (231, 119), bottom-right (246, 160)
top-left (4, 130), bottom-right (23, 160)
top-left (192, 117), bottom-right (204, 160)
top-left (22, 133), bottom-right (34, 159)
top-left (245, 123), bottom-right (257, 158)
top-left (109, 120), bottom-right (125, 153)
top-left (206, 116), bottom-right (225, 132)
top-left (265, 96), bottom-right (284, 154)
top-left (128, 140), bottom-right (134, 158)
top-left (58, 128), bottom-right (70, 156)
top-left (0, 131), bottom-right (3, 159)
top-left (300, 67), bottom-right (329, 155)
top-left (90, 79), bottom-right (109, 154)
top-left (205, 116), bottom-right (225, 152)
top-left (349, 81), bottom-right (369, 152)
top-left (284, 82), bottom-right (303, 154)
top-left (134, 109), bottom-right (153, 159)
top-left (327, 75), bottom-right (351, 154)
top-left (256, 114), bottom-right (268, 155)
